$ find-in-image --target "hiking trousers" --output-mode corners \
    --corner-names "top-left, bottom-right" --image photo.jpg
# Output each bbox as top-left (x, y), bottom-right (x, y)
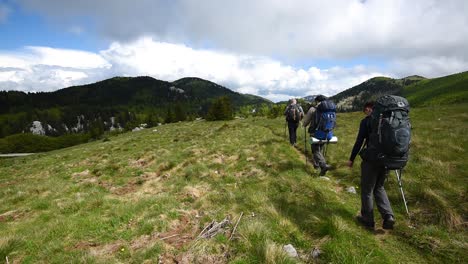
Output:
top-left (287, 121), bottom-right (299, 145)
top-left (311, 143), bottom-right (326, 168)
top-left (360, 160), bottom-right (394, 224)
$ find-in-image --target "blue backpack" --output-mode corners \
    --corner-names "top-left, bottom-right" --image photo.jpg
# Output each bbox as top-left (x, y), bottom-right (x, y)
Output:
top-left (310, 100), bottom-right (336, 140)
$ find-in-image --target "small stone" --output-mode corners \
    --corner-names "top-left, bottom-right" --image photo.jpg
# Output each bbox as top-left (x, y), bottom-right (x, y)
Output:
top-left (346, 186), bottom-right (357, 194)
top-left (283, 244), bottom-right (298, 258)
top-left (319, 176), bottom-right (330, 181)
top-left (311, 247), bottom-right (321, 258)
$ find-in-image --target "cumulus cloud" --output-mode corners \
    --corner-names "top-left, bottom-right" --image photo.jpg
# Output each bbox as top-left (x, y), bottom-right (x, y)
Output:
top-left (0, 38), bottom-right (389, 101)
top-left (390, 56), bottom-right (468, 78)
top-left (102, 38), bottom-right (389, 101)
top-left (17, 0), bottom-right (468, 61)
top-left (0, 47), bottom-right (111, 92)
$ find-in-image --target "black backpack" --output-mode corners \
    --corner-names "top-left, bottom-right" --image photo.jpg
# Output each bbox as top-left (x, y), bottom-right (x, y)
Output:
top-left (368, 95), bottom-right (411, 169)
top-left (310, 100), bottom-right (336, 140)
top-left (286, 105), bottom-right (302, 122)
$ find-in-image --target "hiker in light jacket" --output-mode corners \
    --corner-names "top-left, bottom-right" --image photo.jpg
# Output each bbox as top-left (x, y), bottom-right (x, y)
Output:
top-left (303, 95), bottom-right (331, 175)
top-left (284, 98), bottom-right (304, 146)
top-left (347, 101), bottom-right (395, 230)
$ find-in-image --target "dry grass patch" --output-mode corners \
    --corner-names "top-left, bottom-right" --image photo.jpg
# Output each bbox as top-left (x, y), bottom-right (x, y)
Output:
top-left (182, 184), bottom-right (209, 199)
top-left (0, 210), bottom-right (28, 222)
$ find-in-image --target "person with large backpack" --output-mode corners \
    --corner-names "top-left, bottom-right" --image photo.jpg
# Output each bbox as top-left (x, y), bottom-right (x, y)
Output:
top-left (284, 98), bottom-right (304, 146)
top-left (303, 95), bottom-right (336, 175)
top-left (347, 96), bottom-right (411, 230)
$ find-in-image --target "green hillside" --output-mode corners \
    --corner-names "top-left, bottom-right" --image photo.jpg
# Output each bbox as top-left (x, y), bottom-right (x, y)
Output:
top-left (403, 71), bottom-right (468, 107)
top-left (1, 104), bottom-right (466, 263)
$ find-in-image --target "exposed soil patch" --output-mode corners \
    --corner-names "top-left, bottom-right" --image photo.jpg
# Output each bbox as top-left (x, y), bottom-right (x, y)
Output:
top-left (129, 155), bottom-right (156, 168)
top-left (0, 180), bottom-right (19, 188)
top-left (169, 252), bottom-right (229, 264)
top-left (0, 210), bottom-right (27, 222)
top-left (159, 213), bottom-right (199, 249)
top-left (89, 241), bottom-right (124, 256)
top-left (72, 212), bottom-right (201, 260)
top-left (73, 241), bottom-right (98, 250)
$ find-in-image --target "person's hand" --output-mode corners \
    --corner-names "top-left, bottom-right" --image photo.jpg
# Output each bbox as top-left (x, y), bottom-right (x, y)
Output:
top-left (347, 160), bottom-right (353, 168)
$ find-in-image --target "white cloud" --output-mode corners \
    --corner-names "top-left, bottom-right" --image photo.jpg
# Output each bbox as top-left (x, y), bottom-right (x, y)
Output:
top-left (390, 56), bottom-right (468, 78)
top-left (0, 38), bottom-right (390, 101)
top-left (101, 37), bottom-right (390, 101)
top-left (25, 46), bottom-right (110, 69)
top-left (16, 0), bottom-right (468, 61)
top-left (0, 47), bottom-right (112, 92)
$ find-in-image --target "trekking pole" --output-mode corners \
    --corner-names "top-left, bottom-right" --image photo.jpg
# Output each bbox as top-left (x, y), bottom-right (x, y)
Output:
top-left (304, 126), bottom-right (307, 165)
top-left (323, 142), bottom-right (328, 158)
top-left (284, 121), bottom-right (287, 139)
top-left (395, 169), bottom-right (410, 216)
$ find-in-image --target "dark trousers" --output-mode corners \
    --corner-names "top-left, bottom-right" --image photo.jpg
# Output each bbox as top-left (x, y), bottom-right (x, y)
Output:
top-left (360, 160), bottom-right (394, 224)
top-left (311, 143), bottom-right (326, 168)
top-left (287, 121), bottom-right (299, 144)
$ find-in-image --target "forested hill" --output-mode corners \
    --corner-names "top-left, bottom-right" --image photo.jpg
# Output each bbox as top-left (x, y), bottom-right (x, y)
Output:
top-left (0, 76), bottom-right (270, 114)
top-left (0, 76), bottom-right (272, 138)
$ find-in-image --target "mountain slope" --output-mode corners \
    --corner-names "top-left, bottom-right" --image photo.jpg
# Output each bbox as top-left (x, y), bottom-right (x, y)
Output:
top-left (1, 105), bottom-right (466, 262)
top-left (0, 76), bottom-right (270, 114)
top-left (330, 76), bottom-right (426, 112)
top-left (403, 71), bottom-right (468, 107)
top-left (0, 76), bottom-right (272, 138)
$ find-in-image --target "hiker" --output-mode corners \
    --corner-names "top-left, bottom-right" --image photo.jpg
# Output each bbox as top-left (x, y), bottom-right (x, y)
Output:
top-left (284, 98), bottom-right (304, 146)
top-left (303, 95), bottom-right (334, 175)
top-left (347, 101), bottom-right (395, 230)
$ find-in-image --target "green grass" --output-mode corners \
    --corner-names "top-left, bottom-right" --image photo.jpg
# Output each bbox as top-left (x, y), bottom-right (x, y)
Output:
top-left (1, 104), bottom-right (467, 263)
top-left (403, 71), bottom-right (468, 107)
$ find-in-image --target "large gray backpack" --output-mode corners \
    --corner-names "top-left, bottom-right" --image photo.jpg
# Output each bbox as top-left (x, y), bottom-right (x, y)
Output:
top-left (286, 104), bottom-right (302, 122)
top-left (368, 95), bottom-right (411, 169)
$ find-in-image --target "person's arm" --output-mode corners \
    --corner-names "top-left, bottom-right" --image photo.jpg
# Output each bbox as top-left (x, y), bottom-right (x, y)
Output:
top-left (348, 118), bottom-right (369, 166)
top-left (298, 106), bottom-right (304, 119)
top-left (302, 107), bottom-right (315, 127)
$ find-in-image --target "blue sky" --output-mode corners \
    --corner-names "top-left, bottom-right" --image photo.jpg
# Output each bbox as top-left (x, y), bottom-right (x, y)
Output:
top-left (1, 0), bottom-right (467, 102)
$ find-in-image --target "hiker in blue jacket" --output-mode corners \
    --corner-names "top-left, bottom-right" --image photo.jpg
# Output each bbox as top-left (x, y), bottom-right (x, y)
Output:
top-left (303, 95), bottom-right (332, 175)
top-left (284, 98), bottom-right (304, 146)
top-left (348, 101), bottom-right (395, 230)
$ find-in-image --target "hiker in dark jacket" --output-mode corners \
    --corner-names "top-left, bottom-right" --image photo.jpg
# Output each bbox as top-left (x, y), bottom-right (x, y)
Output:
top-left (347, 101), bottom-right (395, 230)
top-left (284, 98), bottom-right (304, 146)
top-left (303, 95), bottom-right (331, 175)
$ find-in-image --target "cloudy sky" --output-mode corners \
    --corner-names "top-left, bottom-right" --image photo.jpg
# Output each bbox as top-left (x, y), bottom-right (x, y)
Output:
top-left (0, 0), bottom-right (467, 102)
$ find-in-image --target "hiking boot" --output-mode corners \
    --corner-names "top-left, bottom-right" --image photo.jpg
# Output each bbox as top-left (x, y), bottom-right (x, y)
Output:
top-left (383, 215), bottom-right (395, 230)
top-left (319, 165), bottom-right (331, 176)
top-left (356, 215), bottom-right (375, 230)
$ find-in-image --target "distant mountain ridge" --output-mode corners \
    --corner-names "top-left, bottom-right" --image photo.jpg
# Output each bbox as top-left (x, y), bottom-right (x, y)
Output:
top-left (0, 76), bottom-right (271, 114)
top-left (0, 76), bottom-right (272, 138)
top-left (329, 75), bottom-right (427, 112)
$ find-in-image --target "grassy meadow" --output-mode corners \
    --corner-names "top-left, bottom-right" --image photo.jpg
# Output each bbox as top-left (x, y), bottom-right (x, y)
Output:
top-left (0, 104), bottom-right (467, 263)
